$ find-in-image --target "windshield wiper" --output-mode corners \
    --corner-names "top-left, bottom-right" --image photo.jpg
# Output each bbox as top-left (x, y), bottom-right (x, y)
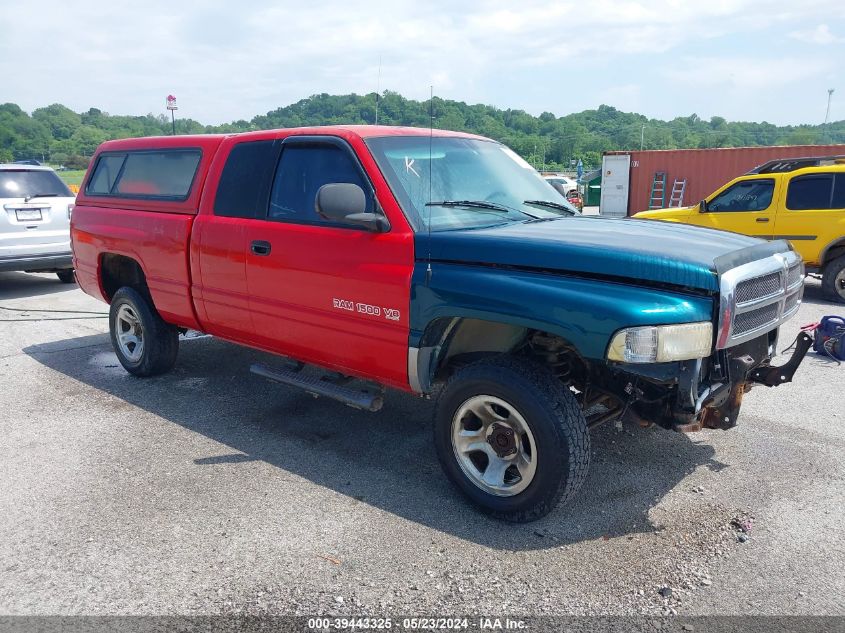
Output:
top-left (24, 193), bottom-right (60, 202)
top-left (426, 200), bottom-right (539, 219)
top-left (426, 200), bottom-right (511, 212)
top-left (523, 199), bottom-right (578, 215)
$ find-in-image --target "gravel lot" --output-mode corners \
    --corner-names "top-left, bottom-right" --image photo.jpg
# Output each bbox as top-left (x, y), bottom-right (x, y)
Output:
top-left (0, 271), bottom-right (843, 617)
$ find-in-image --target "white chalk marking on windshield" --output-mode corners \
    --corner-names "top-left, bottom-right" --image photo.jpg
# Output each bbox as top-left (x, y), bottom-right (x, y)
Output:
top-left (405, 157), bottom-right (420, 177)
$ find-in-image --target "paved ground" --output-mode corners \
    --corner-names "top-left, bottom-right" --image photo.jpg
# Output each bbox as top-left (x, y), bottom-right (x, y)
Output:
top-left (0, 271), bottom-right (843, 617)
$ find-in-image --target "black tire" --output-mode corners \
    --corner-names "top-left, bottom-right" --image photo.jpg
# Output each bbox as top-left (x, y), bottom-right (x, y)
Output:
top-left (56, 270), bottom-right (76, 284)
top-left (109, 286), bottom-right (179, 376)
top-left (822, 255), bottom-right (845, 304)
top-left (433, 356), bottom-right (590, 522)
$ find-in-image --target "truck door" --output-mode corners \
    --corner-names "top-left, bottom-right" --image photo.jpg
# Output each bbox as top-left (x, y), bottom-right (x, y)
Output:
top-left (773, 172), bottom-right (842, 266)
top-left (192, 139), bottom-right (278, 342)
top-left (689, 176), bottom-right (778, 239)
top-left (242, 135), bottom-right (414, 390)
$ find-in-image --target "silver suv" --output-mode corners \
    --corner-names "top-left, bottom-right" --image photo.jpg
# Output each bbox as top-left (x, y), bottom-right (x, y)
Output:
top-left (0, 164), bottom-right (76, 283)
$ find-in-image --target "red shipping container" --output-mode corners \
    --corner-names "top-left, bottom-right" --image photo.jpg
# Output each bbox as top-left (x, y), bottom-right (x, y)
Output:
top-left (606, 144), bottom-right (845, 215)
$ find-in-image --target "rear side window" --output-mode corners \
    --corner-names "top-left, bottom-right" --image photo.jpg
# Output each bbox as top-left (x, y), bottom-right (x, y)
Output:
top-left (86, 149), bottom-right (201, 199)
top-left (786, 174), bottom-right (834, 210)
top-left (86, 155), bottom-right (124, 194)
top-left (213, 140), bottom-right (276, 218)
top-left (268, 144), bottom-right (372, 224)
top-left (833, 174), bottom-right (845, 209)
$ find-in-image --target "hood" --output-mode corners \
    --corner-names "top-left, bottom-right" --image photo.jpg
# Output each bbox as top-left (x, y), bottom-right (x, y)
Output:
top-left (422, 217), bottom-right (791, 292)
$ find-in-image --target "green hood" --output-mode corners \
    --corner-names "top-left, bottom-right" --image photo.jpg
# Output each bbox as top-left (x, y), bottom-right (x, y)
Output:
top-left (422, 217), bottom-right (791, 291)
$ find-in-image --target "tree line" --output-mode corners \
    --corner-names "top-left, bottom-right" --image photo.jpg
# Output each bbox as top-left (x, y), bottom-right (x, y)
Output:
top-left (2, 92), bottom-right (843, 171)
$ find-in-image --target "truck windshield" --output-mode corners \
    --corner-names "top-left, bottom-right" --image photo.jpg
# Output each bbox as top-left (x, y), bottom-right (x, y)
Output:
top-left (365, 136), bottom-right (579, 232)
top-left (0, 169), bottom-right (72, 200)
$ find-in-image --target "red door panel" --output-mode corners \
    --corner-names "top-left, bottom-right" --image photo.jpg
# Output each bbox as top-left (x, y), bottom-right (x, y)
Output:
top-left (244, 220), bottom-right (414, 389)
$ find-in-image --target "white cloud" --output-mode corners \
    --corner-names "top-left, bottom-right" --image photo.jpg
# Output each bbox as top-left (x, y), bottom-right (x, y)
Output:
top-left (788, 24), bottom-right (843, 45)
top-left (0, 0), bottom-right (842, 124)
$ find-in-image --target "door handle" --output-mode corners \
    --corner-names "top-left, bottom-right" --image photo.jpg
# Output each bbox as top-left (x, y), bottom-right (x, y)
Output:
top-left (756, 217), bottom-right (770, 223)
top-left (250, 240), bottom-right (272, 256)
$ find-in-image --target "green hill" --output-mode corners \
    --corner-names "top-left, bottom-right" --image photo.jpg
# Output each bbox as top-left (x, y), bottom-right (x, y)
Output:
top-left (2, 92), bottom-right (843, 171)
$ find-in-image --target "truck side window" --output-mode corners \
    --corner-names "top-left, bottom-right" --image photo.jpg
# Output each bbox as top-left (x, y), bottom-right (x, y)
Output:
top-left (707, 179), bottom-right (775, 212)
top-left (214, 140), bottom-right (276, 218)
top-left (268, 144), bottom-right (372, 224)
top-left (786, 174), bottom-right (834, 210)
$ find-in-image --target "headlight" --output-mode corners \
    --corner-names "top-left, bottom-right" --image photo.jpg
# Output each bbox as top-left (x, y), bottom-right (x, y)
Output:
top-left (607, 322), bottom-right (713, 363)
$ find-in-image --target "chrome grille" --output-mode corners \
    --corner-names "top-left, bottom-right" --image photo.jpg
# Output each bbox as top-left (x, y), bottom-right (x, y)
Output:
top-left (733, 303), bottom-right (780, 336)
top-left (784, 288), bottom-right (802, 315)
top-left (787, 264), bottom-right (803, 289)
top-left (735, 271), bottom-right (782, 304)
top-left (717, 250), bottom-right (804, 349)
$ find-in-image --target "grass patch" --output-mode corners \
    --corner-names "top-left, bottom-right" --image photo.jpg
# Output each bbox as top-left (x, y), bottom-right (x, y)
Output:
top-left (57, 170), bottom-right (86, 186)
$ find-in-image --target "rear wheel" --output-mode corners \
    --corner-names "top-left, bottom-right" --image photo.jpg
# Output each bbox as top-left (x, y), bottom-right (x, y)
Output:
top-left (433, 356), bottom-right (590, 522)
top-left (56, 270), bottom-right (75, 284)
top-left (822, 255), bottom-right (845, 304)
top-left (109, 287), bottom-right (179, 376)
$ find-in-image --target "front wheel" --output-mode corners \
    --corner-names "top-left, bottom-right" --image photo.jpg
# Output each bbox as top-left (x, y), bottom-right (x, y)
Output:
top-left (822, 255), bottom-right (845, 304)
top-left (433, 356), bottom-right (590, 522)
top-left (109, 287), bottom-right (179, 376)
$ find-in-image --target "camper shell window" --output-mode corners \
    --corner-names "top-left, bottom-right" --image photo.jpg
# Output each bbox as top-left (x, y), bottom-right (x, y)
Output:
top-left (85, 149), bottom-right (202, 200)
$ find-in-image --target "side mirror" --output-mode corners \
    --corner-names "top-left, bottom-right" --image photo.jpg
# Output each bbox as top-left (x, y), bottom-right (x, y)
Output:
top-left (699, 199), bottom-right (708, 213)
top-left (315, 183), bottom-right (388, 231)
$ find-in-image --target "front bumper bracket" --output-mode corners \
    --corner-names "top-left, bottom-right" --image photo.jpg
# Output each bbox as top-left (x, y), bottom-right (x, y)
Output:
top-left (692, 331), bottom-right (812, 432)
top-left (748, 331), bottom-right (813, 387)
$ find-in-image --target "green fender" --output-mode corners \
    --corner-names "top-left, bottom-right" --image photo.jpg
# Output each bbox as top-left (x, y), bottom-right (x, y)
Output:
top-left (410, 262), bottom-right (714, 362)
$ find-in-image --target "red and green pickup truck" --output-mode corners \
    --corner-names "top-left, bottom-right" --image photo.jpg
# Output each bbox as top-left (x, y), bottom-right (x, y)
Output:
top-left (71, 126), bottom-right (809, 521)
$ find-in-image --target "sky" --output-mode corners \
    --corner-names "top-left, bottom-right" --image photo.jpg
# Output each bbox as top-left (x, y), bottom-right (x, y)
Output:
top-left (2, 0), bottom-right (844, 126)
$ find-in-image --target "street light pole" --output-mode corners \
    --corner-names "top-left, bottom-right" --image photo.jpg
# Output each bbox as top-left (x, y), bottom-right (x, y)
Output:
top-left (825, 89), bottom-right (835, 143)
top-left (640, 124), bottom-right (645, 151)
top-left (825, 89), bottom-right (835, 125)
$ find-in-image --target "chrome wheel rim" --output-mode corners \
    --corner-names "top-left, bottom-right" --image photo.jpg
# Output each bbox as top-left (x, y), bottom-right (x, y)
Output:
top-left (836, 268), bottom-right (845, 298)
top-left (451, 395), bottom-right (537, 497)
top-left (116, 304), bottom-right (144, 363)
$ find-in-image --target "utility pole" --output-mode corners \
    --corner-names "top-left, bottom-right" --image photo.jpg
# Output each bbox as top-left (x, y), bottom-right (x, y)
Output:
top-left (640, 124), bottom-right (645, 151)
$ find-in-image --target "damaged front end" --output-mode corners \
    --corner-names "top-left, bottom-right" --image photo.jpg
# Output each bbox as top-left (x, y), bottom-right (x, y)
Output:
top-left (700, 330), bottom-right (813, 430)
top-left (602, 249), bottom-right (808, 432)
top-left (598, 328), bottom-right (812, 433)
top-left (678, 328), bottom-right (812, 432)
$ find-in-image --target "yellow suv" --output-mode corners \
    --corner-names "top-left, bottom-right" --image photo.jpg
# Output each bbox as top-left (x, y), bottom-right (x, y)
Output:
top-left (635, 156), bottom-right (845, 303)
